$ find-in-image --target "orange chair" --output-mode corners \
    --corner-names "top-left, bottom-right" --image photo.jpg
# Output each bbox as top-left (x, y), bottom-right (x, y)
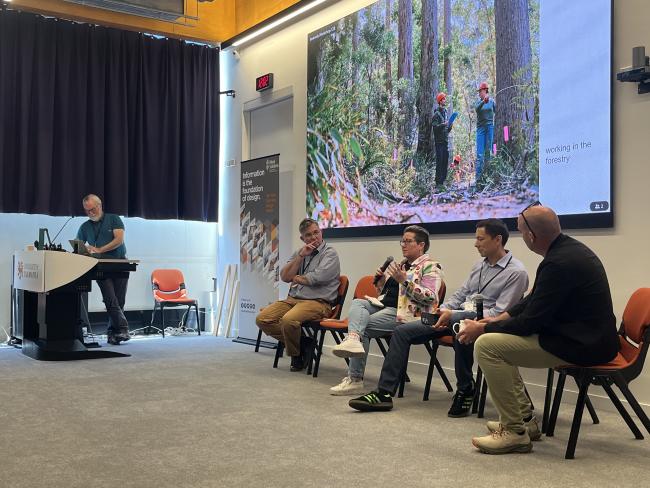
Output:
top-left (307, 275), bottom-right (376, 377)
top-left (545, 288), bottom-right (650, 459)
top-left (142, 269), bottom-right (200, 338)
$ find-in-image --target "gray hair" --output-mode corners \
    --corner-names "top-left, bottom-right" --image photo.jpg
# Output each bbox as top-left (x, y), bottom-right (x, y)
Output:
top-left (298, 218), bottom-right (319, 235)
top-left (82, 194), bottom-right (102, 206)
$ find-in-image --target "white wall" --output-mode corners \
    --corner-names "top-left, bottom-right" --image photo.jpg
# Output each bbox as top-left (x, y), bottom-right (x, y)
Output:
top-left (1, 214), bottom-right (218, 339)
top-left (220, 0), bottom-right (650, 401)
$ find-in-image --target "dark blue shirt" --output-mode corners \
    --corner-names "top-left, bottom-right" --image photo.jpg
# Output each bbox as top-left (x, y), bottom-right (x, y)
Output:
top-left (76, 213), bottom-right (127, 259)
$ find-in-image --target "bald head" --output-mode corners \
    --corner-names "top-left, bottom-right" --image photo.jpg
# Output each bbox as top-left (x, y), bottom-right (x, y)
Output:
top-left (525, 206), bottom-right (561, 239)
top-left (518, 205), bottom-right (562, 256)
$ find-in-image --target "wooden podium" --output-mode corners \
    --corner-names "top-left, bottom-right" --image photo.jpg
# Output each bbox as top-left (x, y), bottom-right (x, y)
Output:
top-left (13, 250), bottom-right (138, 361)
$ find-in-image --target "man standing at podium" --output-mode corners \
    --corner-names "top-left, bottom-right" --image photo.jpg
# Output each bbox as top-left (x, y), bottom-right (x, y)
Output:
top-left (76, 194), bottom-right (130, 345)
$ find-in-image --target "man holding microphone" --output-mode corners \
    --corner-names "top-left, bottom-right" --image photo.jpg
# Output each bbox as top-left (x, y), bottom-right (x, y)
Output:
top-left (331, 225), bottom-right (443, 396)
top-left (348, 219), bottom-right (528, 414)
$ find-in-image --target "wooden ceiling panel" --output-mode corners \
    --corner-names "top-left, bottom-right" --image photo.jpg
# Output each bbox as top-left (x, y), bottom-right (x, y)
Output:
top-left (7, 0), bottom-right (304, 43)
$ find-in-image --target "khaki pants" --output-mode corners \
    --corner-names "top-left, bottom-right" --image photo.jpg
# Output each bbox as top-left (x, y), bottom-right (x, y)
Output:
top-left (475, 333), bottom-right (565, 432)
top-left (255, 297), bottom-right (332, 357)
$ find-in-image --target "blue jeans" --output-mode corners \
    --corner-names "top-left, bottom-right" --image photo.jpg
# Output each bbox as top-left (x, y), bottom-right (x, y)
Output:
top-left (476, 124), bottom-right (494, 180)
top-left (346, 298), bottom-right (398, 379)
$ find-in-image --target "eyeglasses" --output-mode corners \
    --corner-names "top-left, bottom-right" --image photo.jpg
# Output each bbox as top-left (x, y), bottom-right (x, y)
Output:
top-left (302, 229), bottom-right (322, 239)
top-left (520, 201), bottom-right (541, 239)
top-left (84, 204), bottom-right (100, 214)
top-left (399, 238), bottom-right (417, 245)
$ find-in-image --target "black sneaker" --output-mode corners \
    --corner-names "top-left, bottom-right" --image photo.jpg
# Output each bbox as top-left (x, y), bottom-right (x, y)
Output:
top-left (349, 391), bottom-right (393, 412)
top-left (447, 389), bottom-right (475, 417)
top-left (290, 356), bottom-right (304, 372)
top-left (107, 335), bottom-right (121, 345)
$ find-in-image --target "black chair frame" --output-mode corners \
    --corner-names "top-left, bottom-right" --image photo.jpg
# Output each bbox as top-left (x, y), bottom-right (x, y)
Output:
top-left (545, 328), bottom-right (650, 459)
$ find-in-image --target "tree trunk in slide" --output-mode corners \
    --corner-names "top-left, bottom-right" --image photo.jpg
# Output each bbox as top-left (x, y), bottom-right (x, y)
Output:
top-left (495, 0), bottom-right (534, 154)
top-left (416, 0), bottom-right (439, 157)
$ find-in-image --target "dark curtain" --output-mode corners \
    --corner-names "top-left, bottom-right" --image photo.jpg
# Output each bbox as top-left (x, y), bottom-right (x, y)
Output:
top-left (0, 8), bottom-right (219, 221)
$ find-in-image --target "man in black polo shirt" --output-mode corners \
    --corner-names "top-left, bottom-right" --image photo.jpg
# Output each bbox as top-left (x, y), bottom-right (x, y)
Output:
top-left (458, 204), bottom-right (619, 455)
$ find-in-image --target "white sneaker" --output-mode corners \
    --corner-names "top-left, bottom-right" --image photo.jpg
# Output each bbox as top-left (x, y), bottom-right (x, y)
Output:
top-left (330, 377), bottom-right (365, 396)
top-left (332, 336), bottom-right (366, 358)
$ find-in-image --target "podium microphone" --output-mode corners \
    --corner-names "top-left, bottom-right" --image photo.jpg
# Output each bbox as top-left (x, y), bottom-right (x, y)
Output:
top-left (373, 256), bottom-right (394, 285)
top-left (50, 216), bottom-right (74, 246)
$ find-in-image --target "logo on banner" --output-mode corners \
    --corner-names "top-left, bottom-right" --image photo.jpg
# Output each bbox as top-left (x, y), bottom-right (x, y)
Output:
top-left (266, 158), bottom-right (279, 172)
top-left (240, 298), bottom-right (257, 313)
top-left (17, 260), bottom-right (40, 280)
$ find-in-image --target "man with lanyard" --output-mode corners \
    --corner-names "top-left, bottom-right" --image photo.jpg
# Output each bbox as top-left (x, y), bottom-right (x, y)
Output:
top-left (76, 194), bottom-right (130, 345)
top-left (459, 205), bottom-right (618, 455)
top-left (348, 218), bottom-right (528, 414)
top-left (256, 218), bottom-right (340, 372)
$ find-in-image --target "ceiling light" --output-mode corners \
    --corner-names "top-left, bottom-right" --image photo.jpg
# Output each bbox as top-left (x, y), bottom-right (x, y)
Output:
top-left (225, 0), bottom-right (328, 48)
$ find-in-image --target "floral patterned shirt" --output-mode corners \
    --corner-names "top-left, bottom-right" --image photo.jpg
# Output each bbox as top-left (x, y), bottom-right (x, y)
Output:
top-left (396, 254), bottom-right (444, 322)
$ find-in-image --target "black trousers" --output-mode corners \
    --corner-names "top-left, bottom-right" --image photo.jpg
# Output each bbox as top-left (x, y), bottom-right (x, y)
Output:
top-left (96, 277), bottom-right (129, 337)
top-left (435, 142), bottom-right (449, 185)
top-left (377, 322), bottom-right (476, 396)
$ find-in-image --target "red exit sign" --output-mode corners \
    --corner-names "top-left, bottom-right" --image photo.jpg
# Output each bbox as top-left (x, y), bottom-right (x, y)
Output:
top-left (256, 73), bottom-right (274, 92)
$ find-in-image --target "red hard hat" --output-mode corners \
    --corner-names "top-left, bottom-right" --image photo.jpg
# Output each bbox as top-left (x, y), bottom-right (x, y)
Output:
top-left (477, 82), bottom-right (489, 91)
top-left (436, 92), bottom-right (447, 103)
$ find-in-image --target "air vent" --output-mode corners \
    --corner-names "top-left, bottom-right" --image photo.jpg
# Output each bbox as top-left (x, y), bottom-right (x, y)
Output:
top-left (63, 0), bottom-right (185, 22)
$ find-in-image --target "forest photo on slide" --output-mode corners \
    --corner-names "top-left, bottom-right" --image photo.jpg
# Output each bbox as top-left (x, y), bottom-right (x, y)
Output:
top-left (307, 0), bottom-right (539, 230)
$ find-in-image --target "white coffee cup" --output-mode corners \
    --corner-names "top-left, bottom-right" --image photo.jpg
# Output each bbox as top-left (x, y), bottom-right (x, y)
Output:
top-left (452, 319), bottom-right (466, 336)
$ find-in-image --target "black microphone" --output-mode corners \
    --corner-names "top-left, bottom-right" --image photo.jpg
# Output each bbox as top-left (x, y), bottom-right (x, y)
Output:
top-left (475, 294), bottom-right (484, 320)
top-left (50, 216), bottom-right (74, 246)
top-left (373, 256), bottom-right (394, 285)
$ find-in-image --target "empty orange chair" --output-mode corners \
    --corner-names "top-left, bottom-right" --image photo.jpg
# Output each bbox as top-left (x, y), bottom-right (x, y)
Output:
top-left (143, 269), bottom-right (200, 338)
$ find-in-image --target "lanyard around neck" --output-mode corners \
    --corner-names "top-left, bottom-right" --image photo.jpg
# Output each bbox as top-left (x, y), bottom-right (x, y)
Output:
top-left (92, 218), bottom-right (105, 244)
top-left (301, 243), bottom-right (325, 274)
top-left (477, 254), bottom-right (513, 295)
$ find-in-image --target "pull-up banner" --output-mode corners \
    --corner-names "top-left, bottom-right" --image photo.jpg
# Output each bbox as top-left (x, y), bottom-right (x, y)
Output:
top-left (236, 154), bottom-right (280, 345)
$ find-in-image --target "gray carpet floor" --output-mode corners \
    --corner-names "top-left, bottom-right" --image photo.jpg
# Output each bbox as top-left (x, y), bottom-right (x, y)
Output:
top-left (1, 336), bottom-right (649, 488)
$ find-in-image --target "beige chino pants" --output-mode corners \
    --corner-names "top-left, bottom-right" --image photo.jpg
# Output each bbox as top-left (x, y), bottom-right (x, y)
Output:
top-left (475, 333), bottom-right (565, 432)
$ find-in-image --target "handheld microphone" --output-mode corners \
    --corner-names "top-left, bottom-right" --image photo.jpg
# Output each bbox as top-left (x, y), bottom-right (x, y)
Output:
top-left (50, 216), bottom-right (74, 246)
top-left (475, 294), bottom-right (484, 320)
top-left (373, 256), bottom-right (394, 285)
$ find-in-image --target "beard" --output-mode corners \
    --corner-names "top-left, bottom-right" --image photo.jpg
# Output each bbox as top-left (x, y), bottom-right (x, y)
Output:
top-left (89, 215), bottom-right (101, 222)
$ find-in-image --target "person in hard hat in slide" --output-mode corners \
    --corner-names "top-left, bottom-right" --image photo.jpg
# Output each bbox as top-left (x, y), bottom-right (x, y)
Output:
top-left (432, 92), bottom-right (454, 188)
top-left (452, 154), bottom-right (463, 185)
top-left (475, 82), bottom-right (495, 184)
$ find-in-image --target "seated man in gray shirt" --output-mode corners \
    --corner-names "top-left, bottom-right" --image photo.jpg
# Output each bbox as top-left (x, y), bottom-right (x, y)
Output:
top-left (256, 218), bottom-right (340, 372)
top-left (349, 219), bottom-right (528, 414)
